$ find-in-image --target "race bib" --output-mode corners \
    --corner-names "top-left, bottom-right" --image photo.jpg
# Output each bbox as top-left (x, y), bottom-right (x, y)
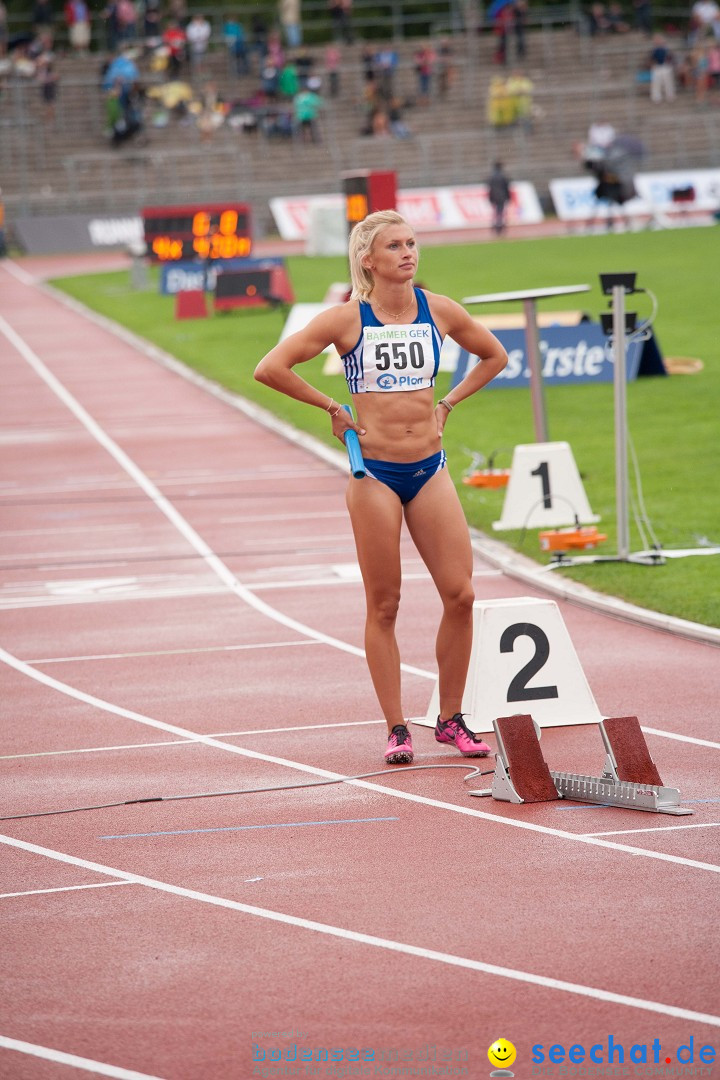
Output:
top-left (362, 323), bottom-right (436, 392)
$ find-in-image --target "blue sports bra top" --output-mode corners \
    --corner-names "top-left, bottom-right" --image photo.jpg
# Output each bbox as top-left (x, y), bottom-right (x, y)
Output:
top-left (341, 287), bottom-right (443, 395)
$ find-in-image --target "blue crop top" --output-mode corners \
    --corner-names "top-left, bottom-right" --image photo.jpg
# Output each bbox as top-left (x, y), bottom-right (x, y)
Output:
top-left (341, 287), bottom-right (443, 395)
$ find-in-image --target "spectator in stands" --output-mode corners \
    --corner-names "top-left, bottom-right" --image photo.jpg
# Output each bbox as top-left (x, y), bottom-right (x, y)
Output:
top-left (487, 74), bottom-right (513, 126)
top-left (324, 42), bottom-right (341, 96)
top-left (37, 49), bottom-right (58, 122)
top-left (436, 38), bottom-right (456, 96)
top-left (492, 3), bottom-right (514, 63)
top-left (586, 2), bottom-right (611, 34)
top-left (690, 0), bottom-right (720, 41)
top-left (186, 13), bottom-right (212, 77)
top-left (587, 118), bottom-right (616, 150)
top-left (506, 68), bottom-right (534, 128)
top-left (279, 0), bottom-right (302, 49)
top-left (634, 0), bottom-right (656, 31)
top-left (250, 12), bottom-right (269, 68)
top-left (32, 0), bottom-right (54, 34)
top-left (115, 0), bottom-right (138, 45)
top-left (486, 160), bottom-right (512, 234)
top-left (649, 33), bottom-right (676, 101)
top-left (361, 46), bottom-right (375, 82)
top-left (513, 0), bottom-right (528, 58)
top-left (607, 2), bottom-right (631, 31)
top-left (709, 40), bottom-right (720, 84)
top-left (295, 47), bottom-right (315, 86)
top-left (102, 2), bottom-right (120, 53)
top-left (413, 44), bottom-right (435, 104)
top-left (266, 28), bottom-right (285, 69)
top-left (162, 18), bottom-right (186, 77)
top-left (375, 46), bottom-right (398, 100)
top-left (388, 97), bottom-right (412, 138)
top-left (278, 56), bottom-right (299, 97)
top-left (691, 42), bottom-right (711, 99)
top-left (64, 0), bottom-right (91, 53)
top-left (0, 2), bottom-right (8, 59)
top-left (224, 16), bottom-right (249, 75)
top-left (261, 61), bottom-right (279, 98)
top-left (143, 0), bottom-right (162, 45)
top-left (196, 78), bottom-right (224, 138)
top-left (293, 76), bottom-right (323, 141)
top-left (369, 105), bottom-right (390, 136)
top-left (632, 0), bottom-right (653, 33)
top-left (106, 78), bottom-right (142, 145)
top-left (329, 0), bottom-right (354, 44)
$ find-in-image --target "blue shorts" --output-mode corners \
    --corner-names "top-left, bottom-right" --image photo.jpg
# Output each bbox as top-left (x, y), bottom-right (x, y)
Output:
top-left (363, 451), bottom-right (447, 504)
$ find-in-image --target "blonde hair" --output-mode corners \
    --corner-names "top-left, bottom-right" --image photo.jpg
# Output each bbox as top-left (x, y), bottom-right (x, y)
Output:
top-left (348, 210), bottom-right (417, 301)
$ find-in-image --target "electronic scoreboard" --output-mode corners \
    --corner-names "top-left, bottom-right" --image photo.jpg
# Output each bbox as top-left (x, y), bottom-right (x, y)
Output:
top-left (142, 203), bottom-right (252, 263)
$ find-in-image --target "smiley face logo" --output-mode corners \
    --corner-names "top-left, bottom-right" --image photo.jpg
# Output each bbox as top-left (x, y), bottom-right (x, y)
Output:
top-left (488, 1039), bottom-right (517, 1071)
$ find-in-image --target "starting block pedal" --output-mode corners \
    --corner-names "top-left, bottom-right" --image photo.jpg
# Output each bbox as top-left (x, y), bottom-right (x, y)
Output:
top-left (470, 714), bottom-right (692, 816)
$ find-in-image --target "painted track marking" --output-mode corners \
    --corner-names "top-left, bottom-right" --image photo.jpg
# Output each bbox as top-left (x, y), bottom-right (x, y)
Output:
top-left (99, 817), bottom-right (400, 840)
top-left (0, 719), bottom-right (384, 761)
top-left (1, 831), bottom-right (719, 1029)
top-left (0, 881), bottom-right (135, 900)
top-left (584, 822), bottom-right (720, 837)
top-left (0, 1034), bottom-right (164, 1080)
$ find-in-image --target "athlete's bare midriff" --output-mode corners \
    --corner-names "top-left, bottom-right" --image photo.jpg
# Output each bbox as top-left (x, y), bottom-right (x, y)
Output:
top-left (351, 387), bottom-right (441, 461)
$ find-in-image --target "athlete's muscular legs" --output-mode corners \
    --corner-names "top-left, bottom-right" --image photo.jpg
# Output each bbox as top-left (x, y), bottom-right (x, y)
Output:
top-left (346, 476), bottom-right (405, 731)
top-left (403, 468), bottom-right (475, 720)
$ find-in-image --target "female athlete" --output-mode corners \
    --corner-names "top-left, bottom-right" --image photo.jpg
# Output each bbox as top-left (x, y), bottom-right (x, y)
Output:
top-left (255, 210), bottom-right (508, 764)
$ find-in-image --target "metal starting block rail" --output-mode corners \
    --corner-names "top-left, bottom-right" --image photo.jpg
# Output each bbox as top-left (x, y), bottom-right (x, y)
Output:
top-left (470, 714), bottom-right (692, 816)
top-left (549, 769), bottom-right (692, 815)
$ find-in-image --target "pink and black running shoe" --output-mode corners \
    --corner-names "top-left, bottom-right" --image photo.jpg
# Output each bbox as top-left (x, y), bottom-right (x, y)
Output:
top-left (384, 724), bottom-right (414, 764)
top-left (435, 713), bottom-right (491, 756)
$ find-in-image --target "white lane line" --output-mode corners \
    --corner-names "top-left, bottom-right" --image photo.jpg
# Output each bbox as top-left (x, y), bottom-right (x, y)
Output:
top-left (26, 639), bottom-right (321, 664)
top-left (0, 881), bottom-right (135, 899)
top-left (640, 726), bottom-right (720, 751)
top-left (0, 719), bottom-right (384, 761)
top-left (0, 314), bottom-right (431, 681)
top-left (0, 568), bottom-right (503, 613)
top-left (1, 644), bottom-right (719, 876)
top-left (1, 831), bottom-right (719, 1028)
top-left (0, 1034), bottom-right (164, 1080)
top-left (2, 260), bottom-right (36, 284)
top-left (585, 822), bottom-right (720, 838)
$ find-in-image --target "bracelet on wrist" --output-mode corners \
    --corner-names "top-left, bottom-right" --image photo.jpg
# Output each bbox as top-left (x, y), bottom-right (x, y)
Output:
top-left (325, 398), bottom-right (336, 413)
top-left (438, 398), bottom-right (454, 412)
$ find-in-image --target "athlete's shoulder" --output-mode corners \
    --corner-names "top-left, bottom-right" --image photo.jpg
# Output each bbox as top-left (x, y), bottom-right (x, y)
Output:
top-left (417, 288), bottom-right (466, 331)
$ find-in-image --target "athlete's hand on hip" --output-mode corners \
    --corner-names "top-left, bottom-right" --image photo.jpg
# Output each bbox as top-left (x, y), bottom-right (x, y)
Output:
top-left (332, 410), bottom-right (365, 444)
top-left (435, 402), bottom-right (450, 438)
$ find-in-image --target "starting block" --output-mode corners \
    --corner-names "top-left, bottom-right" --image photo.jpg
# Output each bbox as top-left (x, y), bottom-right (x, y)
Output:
top-left (470, 714), bottom-right (692, 816)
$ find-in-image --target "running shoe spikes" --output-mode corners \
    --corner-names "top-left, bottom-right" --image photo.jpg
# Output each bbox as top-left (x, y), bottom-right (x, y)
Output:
top-left (384, 723), bottom-right (414, 765)
top-left (435, 713), bottom-right (491, 756)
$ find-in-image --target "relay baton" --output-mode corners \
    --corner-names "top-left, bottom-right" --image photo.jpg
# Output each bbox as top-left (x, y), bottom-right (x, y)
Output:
top-left (342, 404), bottom-right (366, 479)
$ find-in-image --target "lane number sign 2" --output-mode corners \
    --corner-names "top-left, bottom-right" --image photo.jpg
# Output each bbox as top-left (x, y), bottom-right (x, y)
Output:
top-left (500, 622), bottom-right (559, 701)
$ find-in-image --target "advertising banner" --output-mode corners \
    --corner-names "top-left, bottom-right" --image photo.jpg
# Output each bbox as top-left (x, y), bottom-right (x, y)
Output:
top-left (549, 167), bottom-right (720, 221)
top-left (270, 181), bottom-right (544, 241)
top-left (12, 214), bottom-right (144, 255)
top-left (159, 257), bottom-right (286, 294)
top-left (449, 322), bottom-right (664, 389)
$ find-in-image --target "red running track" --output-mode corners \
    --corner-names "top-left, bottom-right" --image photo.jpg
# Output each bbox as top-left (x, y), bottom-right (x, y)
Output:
top-left (1, 257), bottom-right (719, 1080)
